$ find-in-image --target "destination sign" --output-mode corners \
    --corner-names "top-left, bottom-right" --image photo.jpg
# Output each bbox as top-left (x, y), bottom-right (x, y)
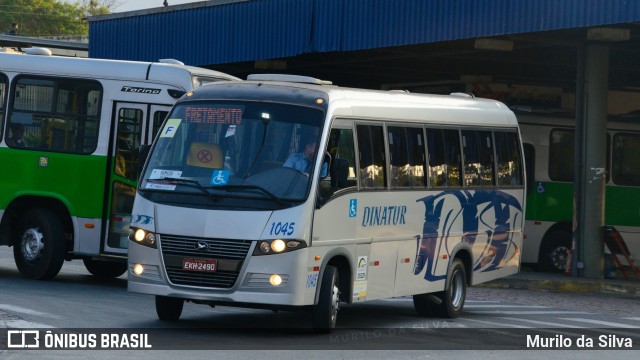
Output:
top-left (184, 106), bottom-right (244, 124)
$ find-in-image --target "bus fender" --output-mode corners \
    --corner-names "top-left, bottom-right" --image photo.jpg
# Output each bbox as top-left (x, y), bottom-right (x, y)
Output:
top-left (2, 193), bottom-right (75, 246)
top-left (313, 247), bottom-right (353, 305)
top-left (448, 244), bottom-right (473, 286)
top-left (6, 191), bottom-right (76, 217)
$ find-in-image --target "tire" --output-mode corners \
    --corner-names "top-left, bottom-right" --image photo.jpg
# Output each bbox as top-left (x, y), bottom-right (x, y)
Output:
top-left (155, 296), bottom-right (184, 321)
top-left (537, 230), bottom-right (571, 273)
top-left (13, 208), bottom-right (66, 280)
top-left (312, 265), bottom-right (340, 332)
top-left (430, 258), bottom-right (467, 318)
top-left (83, 258), bottom-right (128, 278)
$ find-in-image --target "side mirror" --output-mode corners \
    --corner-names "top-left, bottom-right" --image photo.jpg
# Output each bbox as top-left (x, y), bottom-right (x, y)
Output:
top-left (136, 145), bottom-right (152, 180)
top-left (317, 152), bottom-right (332, 208)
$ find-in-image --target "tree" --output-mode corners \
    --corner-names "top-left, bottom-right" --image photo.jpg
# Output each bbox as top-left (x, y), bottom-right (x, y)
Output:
top-left (80, 0), bottom-right (118, 17)
top-left (0, 0), bottom-right (117, 37)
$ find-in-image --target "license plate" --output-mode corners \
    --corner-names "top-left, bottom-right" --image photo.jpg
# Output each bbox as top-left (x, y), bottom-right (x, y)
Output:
top-left (182, 258), bottom-right (218, 272)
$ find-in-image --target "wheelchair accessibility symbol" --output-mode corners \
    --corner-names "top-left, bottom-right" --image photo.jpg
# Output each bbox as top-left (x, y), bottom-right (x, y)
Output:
top-left (210, 170), bottom-right (230, 186)
top-left (349, 199), bottom-right (357, 218)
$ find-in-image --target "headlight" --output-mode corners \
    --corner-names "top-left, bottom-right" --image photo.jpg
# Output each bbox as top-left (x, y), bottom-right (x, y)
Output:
top-left (129, 227), bottom-right (158, 249)
top-left (271, 239), bottom-right (286, 252)
top-left (134, 229), bottom-right (146, 242)
top-left (253, 239), bottom-right (306, 256)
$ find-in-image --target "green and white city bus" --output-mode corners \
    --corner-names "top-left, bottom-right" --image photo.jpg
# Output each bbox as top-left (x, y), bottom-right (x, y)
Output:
top-left (0, 50), bottom-right (238, 280)
top-left (520, 114), bottom-right (640, 272)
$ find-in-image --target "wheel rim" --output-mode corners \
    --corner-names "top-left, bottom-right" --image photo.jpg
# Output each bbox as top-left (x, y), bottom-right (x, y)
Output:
top-left (21, 227), bottom-right (45, 263)
top-left (550, 246), bottom-right (569, 270)
top-left (330, 278), bottom-right (340, 326)
top-left (450, 269), bottom-right (464, 310)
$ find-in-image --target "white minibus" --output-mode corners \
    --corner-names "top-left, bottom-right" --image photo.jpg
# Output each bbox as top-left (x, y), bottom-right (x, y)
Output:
top-left (128, 74), bottom-right (525, 331)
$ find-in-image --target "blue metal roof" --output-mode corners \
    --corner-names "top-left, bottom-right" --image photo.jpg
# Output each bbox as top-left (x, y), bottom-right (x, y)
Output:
top-left (89, 0), bottom-right (640, 65)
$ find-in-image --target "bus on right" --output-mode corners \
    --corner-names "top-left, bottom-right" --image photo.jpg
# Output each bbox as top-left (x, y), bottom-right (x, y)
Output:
top-left (520, 114), bottom-right (640, 272)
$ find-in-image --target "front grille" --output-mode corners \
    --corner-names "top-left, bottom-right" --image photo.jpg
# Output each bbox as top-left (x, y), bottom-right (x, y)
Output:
top-left (160, 234), bottom-right (252, 289)
top-left (165, 268), bottom-right (239, 288)
top-left (160, 234), bottom-right (251, 259)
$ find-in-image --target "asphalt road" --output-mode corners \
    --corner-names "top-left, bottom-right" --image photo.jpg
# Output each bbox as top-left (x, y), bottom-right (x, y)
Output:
top-left (0, 247), bottom-right (639, 359)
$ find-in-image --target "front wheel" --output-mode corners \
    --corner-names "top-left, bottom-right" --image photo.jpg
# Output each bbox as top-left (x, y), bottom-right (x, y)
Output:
top-left (13, 209), bottom-right (67, 280)
top-left (155, 296), bottom-right (184, 321)
top-left (83, 258), bottom-right (128, 278)
top-left (537, 230), bottom-right (571, 273)
top-left (312, 265), bottom-right (340, 332)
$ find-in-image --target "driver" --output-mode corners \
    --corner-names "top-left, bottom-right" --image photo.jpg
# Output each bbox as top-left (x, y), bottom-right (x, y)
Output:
top-left (283, 139), bottom-right (317, 174)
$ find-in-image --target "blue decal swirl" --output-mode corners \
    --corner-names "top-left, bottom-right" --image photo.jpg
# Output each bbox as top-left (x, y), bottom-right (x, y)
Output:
top-left (414, 190), bottom-right (522, 281)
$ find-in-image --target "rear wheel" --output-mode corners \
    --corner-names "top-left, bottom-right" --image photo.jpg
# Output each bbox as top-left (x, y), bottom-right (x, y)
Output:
top-left (429, 258), bottom-right (467, 318)
top-left (312, 265), bottom-right (340, 332)
top-left (13, 209), bottom-right (66, 280)
top-left (83, 258), bottom-right (128, 278)
top-left (155, 296), bottom-right (184, 321)
top-left (537, 230), bottom-right (571, 273)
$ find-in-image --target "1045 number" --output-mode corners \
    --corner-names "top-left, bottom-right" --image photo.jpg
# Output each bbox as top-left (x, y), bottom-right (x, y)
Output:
top-left (270, 222), bottom-right (295, 236)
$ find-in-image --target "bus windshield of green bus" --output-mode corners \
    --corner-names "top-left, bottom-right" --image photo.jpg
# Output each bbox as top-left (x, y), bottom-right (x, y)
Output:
top-left (141, 101), bottom-right (325, 202)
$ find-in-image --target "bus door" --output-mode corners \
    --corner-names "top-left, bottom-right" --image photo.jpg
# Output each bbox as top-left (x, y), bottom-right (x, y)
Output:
top-left (103, 102), bottom-right (161, 254)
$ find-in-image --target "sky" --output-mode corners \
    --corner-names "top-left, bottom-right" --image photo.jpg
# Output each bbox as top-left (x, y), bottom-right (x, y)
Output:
top-left (63, 1), bottom-right (204, 13)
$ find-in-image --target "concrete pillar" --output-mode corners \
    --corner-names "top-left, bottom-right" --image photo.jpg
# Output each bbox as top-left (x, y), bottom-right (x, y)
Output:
top-left (576, 44), bottom-right (608, 278)
top-left (572, 45), bottom-right (585, 277)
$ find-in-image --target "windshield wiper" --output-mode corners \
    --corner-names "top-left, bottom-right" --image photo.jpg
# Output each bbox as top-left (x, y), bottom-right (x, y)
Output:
top-left (209, 184), bottom-right (293, 205)
top-left (145, 177), bottom-right (219, 200)
top-left (146, 178), bottom-right (295, 205)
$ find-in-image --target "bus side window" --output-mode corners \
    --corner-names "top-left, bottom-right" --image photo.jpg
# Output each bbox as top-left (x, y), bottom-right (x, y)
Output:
top-left (426, 128), bottom-right (445, 187)
top-left (8, 76), bottom-right (101, 154)
top-left (444, 129), bottom-right (462, 187)
top-left (549, 128), bottom-right (574, 182)
top-left (495, 131), bottom-right (523, 187)
top-left (426, 128), bottom-right (462, 188)
top-left (612, 133), bottom-right (640, 186)
top-left (479, 131), bottom-right (495, 186)
top-left (319, 128), bottom-right (357, 200)
top-left (388, 126), bottom-right (425, 188)
top-left (332, 129), bottom-right (357, 188)
top-left (356, 124), bottom-right (386, 189)
top-left (462, 130), bottom-right (494, 187)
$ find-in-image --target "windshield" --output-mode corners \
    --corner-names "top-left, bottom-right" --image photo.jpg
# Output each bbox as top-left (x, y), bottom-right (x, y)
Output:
top-left (140, 100), bottom-right (325, 203)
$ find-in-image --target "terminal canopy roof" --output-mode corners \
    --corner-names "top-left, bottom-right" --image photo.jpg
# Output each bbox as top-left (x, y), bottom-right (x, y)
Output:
top-left (89, 0), bottom-right (640, 89)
